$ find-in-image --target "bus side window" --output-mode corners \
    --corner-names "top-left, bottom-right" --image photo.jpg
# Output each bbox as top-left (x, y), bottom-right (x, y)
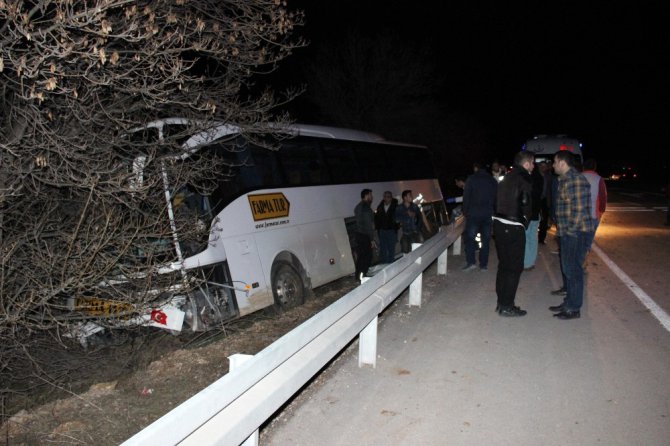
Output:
top-left (354, 142), bottom-right (389, 182)
top-left (205, 141), bottom-right (245, 214)
top-left (250, 146), bottom-right (282, 186)
top-left (387, 146), bottom-right (433, 180)
top-left (277, 140), bottom-right (327, 186)
top-left (322, 142), bottom-right (358, 183)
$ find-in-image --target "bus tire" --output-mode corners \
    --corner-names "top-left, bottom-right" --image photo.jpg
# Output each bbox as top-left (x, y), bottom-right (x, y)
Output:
top-left (272, 263), bottom-right (305, 310)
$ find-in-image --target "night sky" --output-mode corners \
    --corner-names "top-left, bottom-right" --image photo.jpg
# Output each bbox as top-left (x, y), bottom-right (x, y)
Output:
top-left (281, 1), bottom-right (669, 179)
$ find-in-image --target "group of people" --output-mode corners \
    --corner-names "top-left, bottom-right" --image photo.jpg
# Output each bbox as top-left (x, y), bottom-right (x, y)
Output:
top-left (461, 150), bottom-right (607, 320)
top-left (353, 189), bottom-right (425, 281)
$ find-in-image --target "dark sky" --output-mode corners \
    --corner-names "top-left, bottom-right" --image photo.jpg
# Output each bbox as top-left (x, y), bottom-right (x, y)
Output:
top-left (285, 1), bottom-right (669, 175)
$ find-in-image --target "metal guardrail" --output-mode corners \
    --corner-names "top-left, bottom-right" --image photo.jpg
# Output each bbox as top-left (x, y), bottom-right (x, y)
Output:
top-left (123, 218), bottom-right (464, 445)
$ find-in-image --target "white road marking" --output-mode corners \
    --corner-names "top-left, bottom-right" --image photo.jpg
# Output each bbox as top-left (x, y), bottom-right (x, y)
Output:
top-left (592, 244), bottom-right (670, 332)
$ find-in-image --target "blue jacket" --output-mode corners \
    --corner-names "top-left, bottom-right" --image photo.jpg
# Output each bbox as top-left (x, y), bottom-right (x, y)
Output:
top-left (395, 202), bottom-right (422, 234)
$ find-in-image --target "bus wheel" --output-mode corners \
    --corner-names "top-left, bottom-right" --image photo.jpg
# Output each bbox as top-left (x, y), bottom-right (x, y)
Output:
top-left (272, 263), bottom-right (305, 310)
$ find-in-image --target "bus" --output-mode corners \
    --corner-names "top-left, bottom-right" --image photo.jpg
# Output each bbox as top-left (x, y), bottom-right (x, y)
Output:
top-left (522, 134), bottom-right (583, 165)
top-left (71, 119), bottom-right (449, 338)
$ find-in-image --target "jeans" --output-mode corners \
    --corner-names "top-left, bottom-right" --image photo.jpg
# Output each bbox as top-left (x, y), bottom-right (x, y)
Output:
top-left (464, 215), bottom-right (492, 268)
top-left (493, 220), bottom-right (525, 308)
top-left (585, 219), bottom-right (600, 250)
top-left (523, 219), bottom-right (539, 268)
top-left (559, 231), bottom-right (591, 311)
top-left (378, 229), bottom-right (397, 264)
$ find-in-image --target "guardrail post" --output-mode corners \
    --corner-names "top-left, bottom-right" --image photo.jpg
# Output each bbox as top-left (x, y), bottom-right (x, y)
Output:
top-left (358, 315), bottom-right (378, 368)
top-left (452, 235), bottom-right (462, 256)
top-left (409, 243), bottom-right (422, 307)
top-left (228, 354), bottom-right (257, 446)
top-left (437, 246), bottom-right (448, 275)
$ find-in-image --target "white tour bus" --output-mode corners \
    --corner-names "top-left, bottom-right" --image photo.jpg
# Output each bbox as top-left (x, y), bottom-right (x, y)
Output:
top-left (523, 134), bottom-right (583, 164)
top-left (73, 119), bottom-right (449, 337)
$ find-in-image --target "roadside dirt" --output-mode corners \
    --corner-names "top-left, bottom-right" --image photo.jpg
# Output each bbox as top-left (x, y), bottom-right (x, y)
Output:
top-left (1, 278), bottom-right (358, 445)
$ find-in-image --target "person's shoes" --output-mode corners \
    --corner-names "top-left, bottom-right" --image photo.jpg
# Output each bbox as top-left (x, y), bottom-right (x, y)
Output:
top-left (498, 306), bottom-right (527, 317)
top-left (480, 266), bottom-right (488, 271)
top-left (549, 303), bottom-right (566, 312)
top-left (554, 310), bottom-right (581, 320)
top-left (524, 265), bottom-right (535, 271)
top-left (462, 264), bottom-right (478, 272)
top-left (550, 250), bottom-right (560, 255)
top-left (495, 304), bottom-right (522, 312)
top-left (551, 286), bottom-right (567, 296)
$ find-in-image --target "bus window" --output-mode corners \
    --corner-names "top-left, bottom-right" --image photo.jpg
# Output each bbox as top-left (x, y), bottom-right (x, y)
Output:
top-left (322, 141), bottom-right (358, 183)
top-left (277, 140), bottom-right (328, 185)
top-left (354, 142), bottom-right (389, 182)
top-left (204, 141), bottom-right (246, 214)
top-left (386, 146), bottom-right (427, 179)
top-left (172, 185), bottom-right (211, 257)
top-left (250, 146), bottom-right (283, 187)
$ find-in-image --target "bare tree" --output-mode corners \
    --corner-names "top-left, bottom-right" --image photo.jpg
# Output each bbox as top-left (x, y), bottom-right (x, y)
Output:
top-left (0, 0), bottom-right (304, 398)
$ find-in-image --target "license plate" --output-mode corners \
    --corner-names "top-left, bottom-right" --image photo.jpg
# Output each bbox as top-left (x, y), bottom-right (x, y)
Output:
top-left (75, 297), bottom-right (135, 317)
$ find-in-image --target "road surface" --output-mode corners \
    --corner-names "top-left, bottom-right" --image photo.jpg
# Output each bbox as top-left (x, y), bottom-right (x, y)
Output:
top-left (261, 186), bottom-right (670, 446)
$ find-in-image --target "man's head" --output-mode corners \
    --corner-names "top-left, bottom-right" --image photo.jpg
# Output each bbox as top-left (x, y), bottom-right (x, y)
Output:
top-left (401, 189), bottom-right (413, 204)
top-left (514, 151), bottom-right (535, 173)
top-left (383, 190), bottom-right (393, 204)
top-left (361, 188), bottom-right (373, 203)
top-left (583, 158), bottom-right (597, 171)
top-left (553, 151), bottom-right (574, 176)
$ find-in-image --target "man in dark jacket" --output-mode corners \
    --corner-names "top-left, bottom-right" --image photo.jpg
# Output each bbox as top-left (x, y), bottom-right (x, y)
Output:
top-left (492, 151), bottom-right (534, 317)
top-left (462, 163), bottom-right (498, 271)
top-left (354, 189), bottom-right (376, 281)
top-left (375, 191), bottom-right (399, 264)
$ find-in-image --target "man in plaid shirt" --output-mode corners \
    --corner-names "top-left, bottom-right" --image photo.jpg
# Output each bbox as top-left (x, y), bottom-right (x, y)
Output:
top-left (549, 151), bottom-right (595, 320)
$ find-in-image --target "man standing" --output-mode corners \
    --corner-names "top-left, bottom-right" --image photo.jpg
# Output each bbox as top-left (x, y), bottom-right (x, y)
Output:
top-left (462, 163), bottom-right (497, 271)
top-left (492, 152), bottom-right (534, 317)
top-left (375, 191), bottom-right (399, 264)
top-left (549, 151), bottom-right (595, 320)
top-left (395, 190), bottom-right (423, 254)
top-left (354, 189), bottom-right (376, 282)
top-left (582, 158), bottom-right (608, 249)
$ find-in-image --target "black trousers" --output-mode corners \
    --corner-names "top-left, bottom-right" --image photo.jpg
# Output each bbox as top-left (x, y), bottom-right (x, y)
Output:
top-left (355, 233), bottom-right (372, 279)
top-left (493, 220), bottom-right (526, 308)
top-left (538, 198), bottom-right (550, 243)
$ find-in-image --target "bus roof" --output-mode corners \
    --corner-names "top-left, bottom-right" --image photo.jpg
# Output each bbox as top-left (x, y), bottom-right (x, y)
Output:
top-left (288, 124), bottom-right (386, 143)
top-left (133, 118), bottom-right (425, 153)
top-left (523, 134), bottom-right (582, 156)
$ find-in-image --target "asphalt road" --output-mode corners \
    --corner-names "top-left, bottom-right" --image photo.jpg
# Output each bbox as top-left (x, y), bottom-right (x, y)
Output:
top-left (261, 186), bottom-right (670, 446)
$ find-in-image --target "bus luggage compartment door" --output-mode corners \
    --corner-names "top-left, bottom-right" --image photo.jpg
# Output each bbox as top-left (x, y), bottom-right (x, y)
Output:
top-left (221, 237), bottom-right (273, 316)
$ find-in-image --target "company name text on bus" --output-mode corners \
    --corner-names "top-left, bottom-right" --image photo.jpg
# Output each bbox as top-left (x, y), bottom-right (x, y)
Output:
top-left (248, 193), bottom-right (291, 221)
